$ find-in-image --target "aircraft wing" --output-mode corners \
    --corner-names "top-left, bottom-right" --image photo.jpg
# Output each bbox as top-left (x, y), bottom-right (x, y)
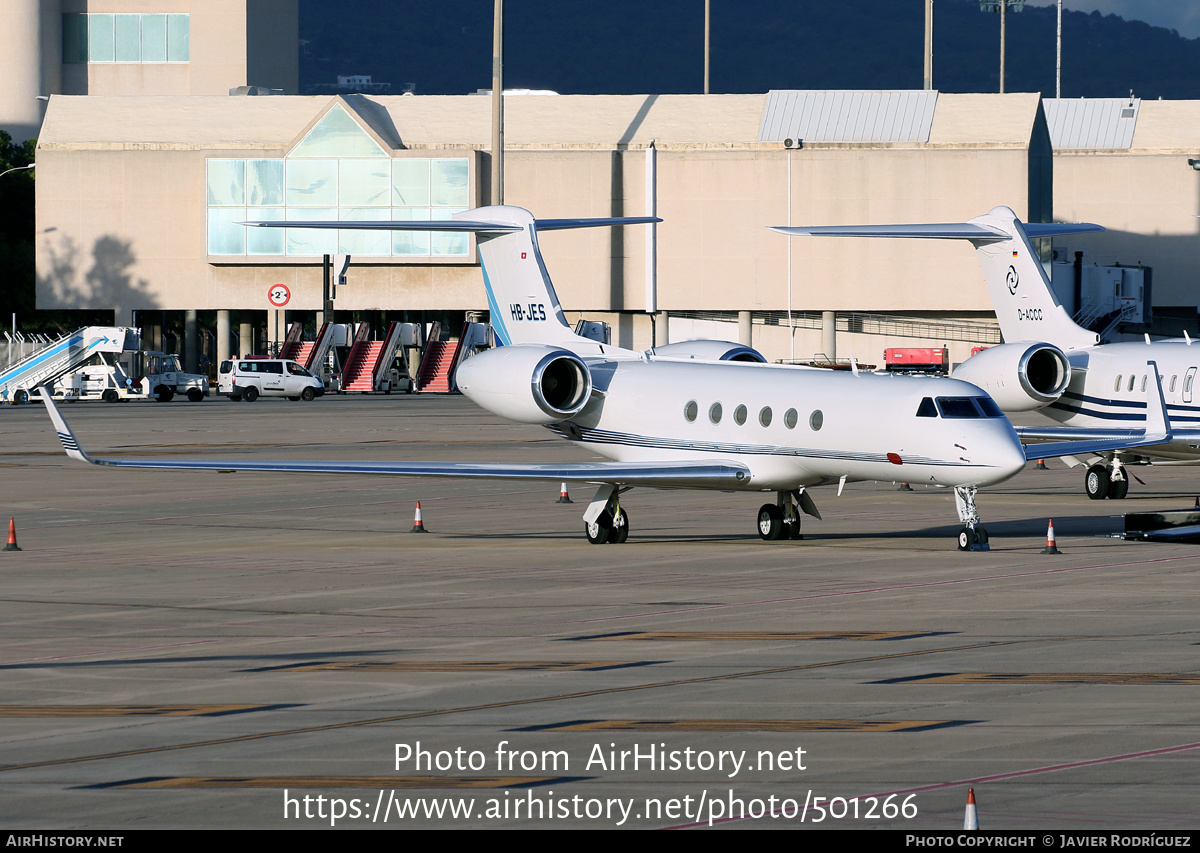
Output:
top-left (39, 391), bottom-right (749, 489)
top-left (1016, 426), bottom-right (1200, 444)
top-left (1021, 362), bottom-right (1173, 461)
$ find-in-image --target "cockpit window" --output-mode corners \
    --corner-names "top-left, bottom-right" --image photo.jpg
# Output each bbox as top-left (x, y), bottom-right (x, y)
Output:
top-left (975, 397), bottom-right (1005, 418)
top-left (936, 397), bottom-right (985, 418)
top-left (916, 397), bottom-right (938, 418)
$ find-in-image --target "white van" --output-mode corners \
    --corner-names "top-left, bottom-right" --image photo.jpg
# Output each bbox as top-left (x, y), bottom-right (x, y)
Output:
top-left (219, 359), bottom-right (324, 402)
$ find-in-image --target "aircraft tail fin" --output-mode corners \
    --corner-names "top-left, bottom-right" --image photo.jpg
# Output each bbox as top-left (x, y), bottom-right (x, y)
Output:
top-left (243, 206), bottom-right (657, 349)
top-left (771, 206), bottom-right (1103, 350)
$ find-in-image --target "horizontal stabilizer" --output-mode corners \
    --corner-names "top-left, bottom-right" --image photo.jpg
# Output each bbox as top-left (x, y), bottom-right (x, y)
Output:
top-left (241, 220), bottom-right (521, 233)
top-left (241, 214), bottom-right (661, 233)
top-left (771, 221), bottom-right (1104, 241)
top-left (770, 223), bottom-right (1006, 241)
top-left (534, 217), bottom-right (661, 231)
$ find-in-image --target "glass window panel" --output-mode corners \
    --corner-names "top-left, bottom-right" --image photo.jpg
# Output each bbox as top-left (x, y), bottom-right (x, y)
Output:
top-left (935, 398), bottom-right (981, 419)
top-left (246, 208), bottom-right (285, 256)
top-left (286, 159), bottom-right (337, 207)
top-left (391, 159), bottom-right (430, 206)
top-left (114, 14), bottom-right (140, 61)
top-left (291, 105), bottom-right (386, 158)
top-left (141, 14), bottom-right (167, 62)
top-left (246, 159), bottom-right (284, 206)
top-left (208, 208), bottom-right (246, 255)
top-left (339, 159), bottom-right (391, 207)
top-left (207, 160), bottom-right (245, 206)
top-left (89, 14), bottom-right (115, 62)
top-left (339, 208), bottom-right (391, 256)
top-left (285, 208), bottom-right (338, 256)
top-left (63, 15), bottom-right (89, 64)
top-left (167, 14), bottom-right (189, 62)
top-left (390, 208), bottom-right (430, 256)
top-left (430, 159), bottom-right (470, 206)
top-left (431, 207), bottom-right (468, 256)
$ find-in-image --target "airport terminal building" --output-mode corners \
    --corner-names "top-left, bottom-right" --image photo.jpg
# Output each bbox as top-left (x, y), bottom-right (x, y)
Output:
top-left (12, 2), bottom-right (1200, 366)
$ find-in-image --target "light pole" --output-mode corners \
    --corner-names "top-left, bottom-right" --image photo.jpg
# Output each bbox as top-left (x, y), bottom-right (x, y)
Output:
top-left (0, 164), bottom-right (35, 180)
top-left (704, 0), bottom-right (710, 94)
top-left (979, 0), bottom-right (1025, 94)
top-left (491, 0), bottom-right (503, 205)
top-left (1056, 0), bottom-right (1062, 98)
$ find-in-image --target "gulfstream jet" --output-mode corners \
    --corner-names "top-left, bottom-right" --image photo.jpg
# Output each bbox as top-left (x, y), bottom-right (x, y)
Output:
top-left (773, 206), bottom-right (1196, 501)
top-left (40, 206), bottom-right (1171, 550)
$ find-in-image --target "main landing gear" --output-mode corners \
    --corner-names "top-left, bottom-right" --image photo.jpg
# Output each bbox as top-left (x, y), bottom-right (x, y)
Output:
top-left (757, 491), bottom-right (804, 541)
top-left (1085, 459), bottom-right (1129, 501)
top-left (954, 485), bottom-right (989, 552)
top-left (583, 484), bottom-right (631, 545)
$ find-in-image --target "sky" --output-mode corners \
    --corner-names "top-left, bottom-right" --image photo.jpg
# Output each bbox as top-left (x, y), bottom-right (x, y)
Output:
top-left (1022, 0), bottom-right (1200, 40)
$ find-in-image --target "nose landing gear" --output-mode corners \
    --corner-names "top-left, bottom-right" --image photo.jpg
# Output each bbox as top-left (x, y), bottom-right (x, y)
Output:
top-left (955, 485), bottom-right (989, 551)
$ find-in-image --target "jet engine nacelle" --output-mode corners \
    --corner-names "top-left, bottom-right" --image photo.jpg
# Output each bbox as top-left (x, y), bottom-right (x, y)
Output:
top-left (456, 344), bottom-right (593, 424)
top-left (953, 341), bottom-right (1071, 412)
top-left (653, 340), bottom-right (767, 363)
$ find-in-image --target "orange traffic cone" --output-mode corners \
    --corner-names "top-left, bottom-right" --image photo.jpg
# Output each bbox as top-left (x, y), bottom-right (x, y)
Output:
top-left (898, 482), bottom-right (913, 492)
top-left (963, 788), bottom-right (979, 830)
top-left (556, 482), bottom-right (573, 504)
top-left (410, 501), bottom-right (428, 533)
top-left (1035, 459), bottom-right (1048, 470)
top-left (1041, 519), bottom-right (1061, 554)
top-left (4, 517), bottom-right (20, 552)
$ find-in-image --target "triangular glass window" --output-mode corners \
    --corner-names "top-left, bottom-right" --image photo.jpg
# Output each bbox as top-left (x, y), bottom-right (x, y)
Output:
top-left (290, 104), bottom-right (387, 158)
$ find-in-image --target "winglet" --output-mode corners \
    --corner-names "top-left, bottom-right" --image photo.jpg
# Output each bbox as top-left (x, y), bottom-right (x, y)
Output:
top-left (1144, 360), bottom-right (1172, 443)
top-left (1023, 360), bottom-right (1172, 461)
top-left (38, 389), bottom-right (95, 464)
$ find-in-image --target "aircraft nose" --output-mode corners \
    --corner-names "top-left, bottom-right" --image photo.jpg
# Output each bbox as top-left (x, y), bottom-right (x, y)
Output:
top-left (994, 429), bottom-right (1028, 481)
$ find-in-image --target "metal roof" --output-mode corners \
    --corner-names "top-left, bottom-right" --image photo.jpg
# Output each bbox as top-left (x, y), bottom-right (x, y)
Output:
top-left (758, 90), bottom-right (938, 144)
top-left (1043, 98), bottom-right (1140, 150)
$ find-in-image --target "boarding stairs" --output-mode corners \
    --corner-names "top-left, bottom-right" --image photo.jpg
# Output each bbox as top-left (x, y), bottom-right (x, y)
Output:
top-left (0, 326), bottom-right (139, 404)
top-left (414, 322), bottom-right (489, 393)
top-left (339, 322), bottom-right (407, 393)
top-left (278, 323), bottom-right (307, 362)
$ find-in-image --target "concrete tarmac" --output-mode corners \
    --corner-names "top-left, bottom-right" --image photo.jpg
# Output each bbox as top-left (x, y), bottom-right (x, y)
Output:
top-left (1, 394), bottom-right (1199, 830)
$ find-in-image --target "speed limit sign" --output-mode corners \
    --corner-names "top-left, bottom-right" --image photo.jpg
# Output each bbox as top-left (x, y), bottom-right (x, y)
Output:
top-left (268, 284), bottom-right (291, 307)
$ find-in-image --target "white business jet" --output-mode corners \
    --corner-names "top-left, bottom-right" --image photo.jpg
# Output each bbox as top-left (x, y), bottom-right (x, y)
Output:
top-left (773, 206), bottom-right (1197, 501)
top-left (40, 206), bottom-right (1171, 549)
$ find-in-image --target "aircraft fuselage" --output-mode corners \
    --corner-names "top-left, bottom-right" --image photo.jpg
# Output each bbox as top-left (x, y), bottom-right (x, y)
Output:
top-left (558, 358), bottom-right (1028, 491)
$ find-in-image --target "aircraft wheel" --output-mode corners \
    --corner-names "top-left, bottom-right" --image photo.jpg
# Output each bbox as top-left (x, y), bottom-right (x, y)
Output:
top-left (1109, 477), bottom-right (1129, 500)
top-left (585, 512), bottom-right (612, 545)
top-left (974, 526), bottom-right (989, 546)
top-left (757, 504), bottom-right (784, 541)
top-left (101, 389), bottom-right (119, 404)
top-left (1085, 465), bottom-right (1109, 500)
top-left (957, 526), bottom-right (975, 551)
top-left (611, 510), bottom-right (630, 544)
top-left (187, 388), bottom-right (204, 402)
top-left (12, 389), bottom-right (28, 405)
top-left (243, 386), bottom-right (259, 402)
top-left (301, 387), bottom-right (315, 402)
